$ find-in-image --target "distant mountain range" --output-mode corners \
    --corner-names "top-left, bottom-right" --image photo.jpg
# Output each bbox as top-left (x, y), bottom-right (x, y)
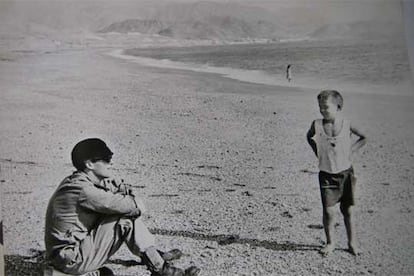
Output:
top-left (99, 2), bottom-right (289, 41)
top-left (310, 20), bottom-right (404, 40)
top-left (99, 18), bottom-right (284, 41)
top-left (99, 1), bottom-right (403, 42)
top-left (0, 0), bottom-right (404, 43)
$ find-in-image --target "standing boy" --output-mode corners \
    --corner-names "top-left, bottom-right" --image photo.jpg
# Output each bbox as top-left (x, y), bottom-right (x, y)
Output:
top-left (306, 90), bottom-right (367, 256)
top-left (45, 138), bottom-right (200, 275)
top-left (0, 190), bottom-right (4, 276)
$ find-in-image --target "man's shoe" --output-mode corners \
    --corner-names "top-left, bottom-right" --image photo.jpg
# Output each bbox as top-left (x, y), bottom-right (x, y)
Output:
top-left (98, 267), bottom-right (114, 276)
top-left (150, 262), bottom-right (185, 276)
top-left (185, 266), bottom-right (201, 276)
top-left (158, 249), bottom-right (183, 262)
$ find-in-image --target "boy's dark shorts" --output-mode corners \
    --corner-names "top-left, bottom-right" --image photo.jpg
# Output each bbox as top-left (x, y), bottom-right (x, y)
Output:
top-left (319, 167), bottom-right (356, 207)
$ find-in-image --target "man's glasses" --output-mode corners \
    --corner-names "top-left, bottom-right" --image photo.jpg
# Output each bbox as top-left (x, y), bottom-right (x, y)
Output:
top-left (91, 156), bottom-right (112, 163)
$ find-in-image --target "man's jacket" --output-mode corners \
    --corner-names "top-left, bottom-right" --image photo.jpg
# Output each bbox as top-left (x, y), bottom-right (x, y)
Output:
top-left (44, 171), bottom-right (142, 260)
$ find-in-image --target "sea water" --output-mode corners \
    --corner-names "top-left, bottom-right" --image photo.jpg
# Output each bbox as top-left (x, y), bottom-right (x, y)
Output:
top-left (120, 39), bottom-right (413, 95)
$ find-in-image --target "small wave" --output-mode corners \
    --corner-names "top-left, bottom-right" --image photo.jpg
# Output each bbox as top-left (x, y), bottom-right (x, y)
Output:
top-left (108, 49), bottom-right (290, 86)
top-left (108, 49), bottom-right (413, 96)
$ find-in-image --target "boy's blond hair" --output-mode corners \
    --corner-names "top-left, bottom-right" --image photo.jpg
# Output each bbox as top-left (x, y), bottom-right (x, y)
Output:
top-left (317, 90), bottom-right (344, 110)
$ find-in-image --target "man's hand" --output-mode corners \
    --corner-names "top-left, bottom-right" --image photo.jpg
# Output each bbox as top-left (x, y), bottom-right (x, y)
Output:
top-left (133, 197), bottom-right (146, 214)
top-left (124, 194), bottom-right (145, 218)
top-left (101, 177), bottom-right (119, 192)
top-left (101, 178), bottom-right (133, 195)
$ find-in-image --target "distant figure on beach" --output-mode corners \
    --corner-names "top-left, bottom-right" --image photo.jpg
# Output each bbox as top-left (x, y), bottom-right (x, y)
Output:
top-left (306, 90), bottom-right (367, 256)
top-left (286, 64), bottom-right (292, 82)
top-left (44, 138), bottom-right (200, 276)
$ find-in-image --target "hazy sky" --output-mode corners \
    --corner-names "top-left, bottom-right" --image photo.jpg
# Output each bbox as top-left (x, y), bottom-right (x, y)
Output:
top-left (0, 0), bottom-right (405, 32)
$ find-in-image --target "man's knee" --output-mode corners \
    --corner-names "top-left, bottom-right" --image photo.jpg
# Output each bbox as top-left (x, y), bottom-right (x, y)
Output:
top-left (117, 218), bottom-right (134, 235)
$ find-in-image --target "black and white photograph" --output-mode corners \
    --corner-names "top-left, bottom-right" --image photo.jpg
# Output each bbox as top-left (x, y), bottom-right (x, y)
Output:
top-left (1, 0), bottom-right (413, 275)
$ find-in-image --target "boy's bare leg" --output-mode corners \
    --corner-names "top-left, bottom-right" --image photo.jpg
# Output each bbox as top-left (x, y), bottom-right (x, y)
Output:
top-left (340, 204), bottom-right (359, 255)
top-left (321, 206), bottom-right (335, 256)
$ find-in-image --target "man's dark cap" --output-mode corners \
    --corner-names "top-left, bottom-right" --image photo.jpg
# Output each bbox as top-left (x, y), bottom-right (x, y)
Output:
top-left (71, 138), bottom-right (113, 169)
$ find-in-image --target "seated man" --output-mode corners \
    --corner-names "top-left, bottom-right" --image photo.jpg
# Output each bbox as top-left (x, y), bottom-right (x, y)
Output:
top-left (45, 138), bottom-right (200, 276)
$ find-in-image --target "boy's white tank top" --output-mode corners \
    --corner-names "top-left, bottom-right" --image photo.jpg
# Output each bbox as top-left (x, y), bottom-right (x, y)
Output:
top-left (314, 118), bottom-right (352, 173)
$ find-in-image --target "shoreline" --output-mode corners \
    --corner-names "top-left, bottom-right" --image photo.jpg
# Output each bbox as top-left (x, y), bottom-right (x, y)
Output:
top-left (108, 49), bottom-right (297, 89)
top-left (109, 48), bottom-right (414, 97)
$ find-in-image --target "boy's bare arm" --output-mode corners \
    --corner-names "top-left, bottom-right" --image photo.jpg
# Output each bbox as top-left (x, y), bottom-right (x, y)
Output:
top-left (306, 121), bottom-right (318, 156)
top-left (350, 122), bottom-right (367, 154)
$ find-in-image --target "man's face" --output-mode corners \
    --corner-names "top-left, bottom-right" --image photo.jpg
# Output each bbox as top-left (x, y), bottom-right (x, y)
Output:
top-left (88, 157), bottom-right (112, 179)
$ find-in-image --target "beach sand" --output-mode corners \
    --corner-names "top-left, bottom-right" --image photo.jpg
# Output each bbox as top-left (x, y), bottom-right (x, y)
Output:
top-left (1, 40), bottom-right (414, 275)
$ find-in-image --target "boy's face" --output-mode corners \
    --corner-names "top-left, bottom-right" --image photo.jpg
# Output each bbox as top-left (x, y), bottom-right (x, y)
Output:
top-left (88, 157), bottom-right (113, 179)
top-left (318, 97), bottom-right (339, 121)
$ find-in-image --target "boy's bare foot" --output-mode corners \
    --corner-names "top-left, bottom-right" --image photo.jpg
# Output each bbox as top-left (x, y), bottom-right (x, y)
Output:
top-left (320, 243), bottom-right (335, 256)
top-left (347, 244), bottom-right (361, 256)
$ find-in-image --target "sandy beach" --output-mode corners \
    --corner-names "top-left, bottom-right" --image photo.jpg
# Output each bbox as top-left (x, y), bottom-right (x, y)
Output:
top-left (0, 39), bottom-right (413, 275)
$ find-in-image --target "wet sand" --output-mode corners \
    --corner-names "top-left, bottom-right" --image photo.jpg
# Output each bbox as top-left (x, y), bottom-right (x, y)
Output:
top-left (1, 44), bottom-right (414, 275)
